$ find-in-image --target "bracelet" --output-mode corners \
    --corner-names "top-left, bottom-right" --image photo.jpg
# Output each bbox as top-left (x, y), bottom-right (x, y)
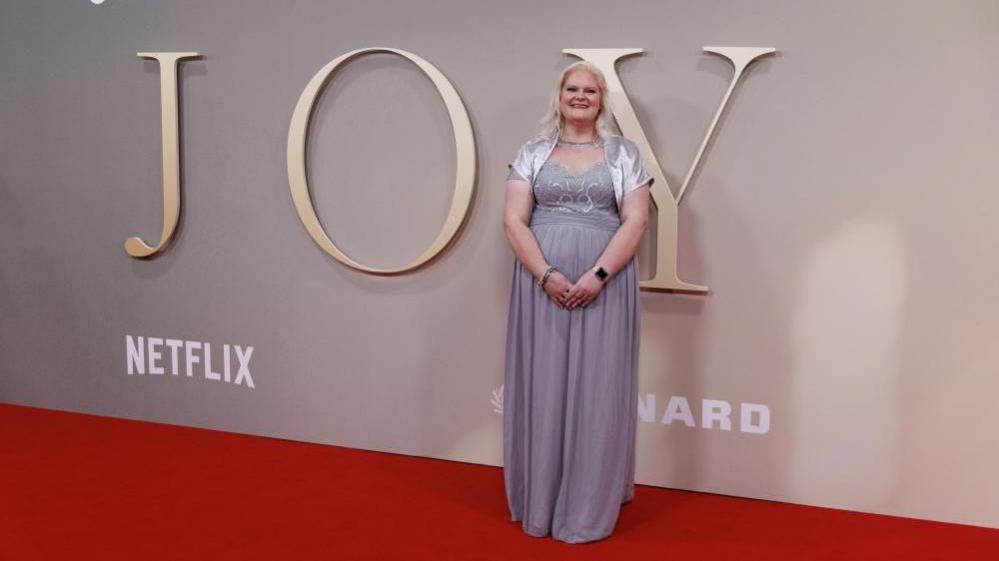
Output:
top-left (537, 266), bottom-right (556, 287)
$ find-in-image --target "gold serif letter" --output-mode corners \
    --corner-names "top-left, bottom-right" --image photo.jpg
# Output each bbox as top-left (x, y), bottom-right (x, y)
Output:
top-left (125, 52), bottom-right (199, 258)
top-left (287, 48), bottom-right (476, 274)
top-left (565, 47), bottom-right (775, 291)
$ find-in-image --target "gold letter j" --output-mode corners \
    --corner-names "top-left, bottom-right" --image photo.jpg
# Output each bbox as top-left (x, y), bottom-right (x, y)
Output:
top-left (125, 52), bottom-right (199, 258)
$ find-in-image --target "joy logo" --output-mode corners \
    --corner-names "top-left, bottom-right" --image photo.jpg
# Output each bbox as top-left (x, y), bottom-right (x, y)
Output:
top-left (126, 45), bottom-right (774, 291)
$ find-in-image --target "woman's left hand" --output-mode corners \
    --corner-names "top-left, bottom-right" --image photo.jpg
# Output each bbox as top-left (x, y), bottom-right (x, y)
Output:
top-left (564, 271), bottom-right (604, 310)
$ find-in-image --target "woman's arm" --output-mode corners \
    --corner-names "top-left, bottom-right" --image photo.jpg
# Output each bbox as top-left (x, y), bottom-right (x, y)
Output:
top-left (595, 184), bottom-right (651, 277)
top-left (563, 184), bottom-right (650, 309)
top-left (502, 178), bottom-right (549, 279)
top-left (503, 177), bottom-right (574, 307)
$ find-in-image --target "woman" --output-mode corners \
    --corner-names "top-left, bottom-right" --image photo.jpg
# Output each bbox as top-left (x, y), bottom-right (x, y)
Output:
top-left (502, 61), bottom-right (653, 543)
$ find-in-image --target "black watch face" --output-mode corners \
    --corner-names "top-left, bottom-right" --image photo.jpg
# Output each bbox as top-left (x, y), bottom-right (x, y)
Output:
top-left (596, 267), bottom-right (608, 280)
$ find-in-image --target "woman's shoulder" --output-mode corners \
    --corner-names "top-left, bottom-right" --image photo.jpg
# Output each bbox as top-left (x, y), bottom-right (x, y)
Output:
top-left (509, 135), bottom-right (554, 177)
top-left (511, 136), bottom-right (556, 165)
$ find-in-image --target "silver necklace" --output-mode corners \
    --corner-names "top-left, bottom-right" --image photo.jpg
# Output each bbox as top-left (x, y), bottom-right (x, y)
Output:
top-left (557, 136), bottom-right (602, 150)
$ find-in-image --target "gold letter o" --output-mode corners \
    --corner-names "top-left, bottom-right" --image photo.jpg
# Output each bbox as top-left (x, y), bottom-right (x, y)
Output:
top-left (287, 48), bottom-right (476, 274)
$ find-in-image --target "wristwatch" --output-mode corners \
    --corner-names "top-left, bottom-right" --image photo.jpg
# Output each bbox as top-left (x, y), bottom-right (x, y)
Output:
top-left (592, 265), bottom-right (608, 283)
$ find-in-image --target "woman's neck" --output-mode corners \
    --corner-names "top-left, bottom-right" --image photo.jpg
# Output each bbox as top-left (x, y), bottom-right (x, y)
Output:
top-left (559, 120), bottom-right (598, 142)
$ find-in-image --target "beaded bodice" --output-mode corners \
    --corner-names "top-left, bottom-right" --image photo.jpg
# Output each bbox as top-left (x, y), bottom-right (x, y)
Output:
top-left (509, 160), bottom-right (618, 218)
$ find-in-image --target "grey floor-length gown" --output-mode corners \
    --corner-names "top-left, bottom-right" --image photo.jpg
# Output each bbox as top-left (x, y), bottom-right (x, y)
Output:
top-left (503, 159), bottom-right (640, 544)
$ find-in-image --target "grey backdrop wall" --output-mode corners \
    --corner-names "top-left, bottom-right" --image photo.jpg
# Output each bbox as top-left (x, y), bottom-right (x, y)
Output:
top-left (2, 0), bottom-right (998, 529)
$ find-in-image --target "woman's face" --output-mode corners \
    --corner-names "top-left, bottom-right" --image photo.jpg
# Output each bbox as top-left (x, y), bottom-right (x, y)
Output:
top-left (559, 70), bottom-right (601, 128)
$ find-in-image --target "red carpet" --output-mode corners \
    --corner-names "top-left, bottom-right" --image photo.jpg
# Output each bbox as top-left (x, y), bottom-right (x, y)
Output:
top-left (2, 403), bottom-right (997, 560)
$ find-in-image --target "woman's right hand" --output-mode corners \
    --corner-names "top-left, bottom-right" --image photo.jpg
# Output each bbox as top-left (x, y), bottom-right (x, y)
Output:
top-left (542, 270), bottom-right (573, 309)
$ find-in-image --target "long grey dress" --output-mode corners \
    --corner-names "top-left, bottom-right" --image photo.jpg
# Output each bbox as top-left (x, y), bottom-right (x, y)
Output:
top-left (503, 159), bottom-right (640, 544)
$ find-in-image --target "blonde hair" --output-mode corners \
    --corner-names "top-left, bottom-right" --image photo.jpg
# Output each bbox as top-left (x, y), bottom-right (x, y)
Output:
top-left (538, 61), bottom-right (617, 140)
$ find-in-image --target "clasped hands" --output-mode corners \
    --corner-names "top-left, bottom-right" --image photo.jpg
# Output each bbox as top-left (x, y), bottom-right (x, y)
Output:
top-left (541, 269), bottom-right (603, 310)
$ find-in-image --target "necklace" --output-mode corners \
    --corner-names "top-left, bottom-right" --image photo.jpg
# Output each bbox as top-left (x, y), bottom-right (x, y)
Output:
top-left (557, 136), bottom-right (603, 150)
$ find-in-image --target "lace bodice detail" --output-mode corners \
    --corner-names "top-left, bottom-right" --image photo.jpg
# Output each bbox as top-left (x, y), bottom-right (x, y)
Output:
top-left (509, 161), bottom-right (618, 217)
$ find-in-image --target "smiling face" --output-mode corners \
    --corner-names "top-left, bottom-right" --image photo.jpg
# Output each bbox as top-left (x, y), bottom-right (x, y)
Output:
top-left (559, 70), bottom-right (602, 129)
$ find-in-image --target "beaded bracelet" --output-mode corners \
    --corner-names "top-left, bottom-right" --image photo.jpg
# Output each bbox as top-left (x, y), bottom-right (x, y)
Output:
top-left (537, 265), bottom-right (557, 287)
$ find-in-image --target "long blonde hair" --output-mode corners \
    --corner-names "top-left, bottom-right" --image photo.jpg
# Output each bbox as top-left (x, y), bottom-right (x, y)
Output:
top-left (538, 61), bottom-right (617, 140)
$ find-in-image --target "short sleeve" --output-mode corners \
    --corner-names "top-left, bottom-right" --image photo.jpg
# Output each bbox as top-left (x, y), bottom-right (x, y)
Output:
top-left (507, 167), bottom-right (527, 182)
top-left (508, 142), bottom-right (534, 185)
top-left (622, 140), bottom-right (654, 197)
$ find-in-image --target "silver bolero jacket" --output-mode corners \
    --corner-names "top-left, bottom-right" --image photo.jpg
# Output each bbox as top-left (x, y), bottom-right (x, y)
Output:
top-left (508, 134), bottom-right (654, 208)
